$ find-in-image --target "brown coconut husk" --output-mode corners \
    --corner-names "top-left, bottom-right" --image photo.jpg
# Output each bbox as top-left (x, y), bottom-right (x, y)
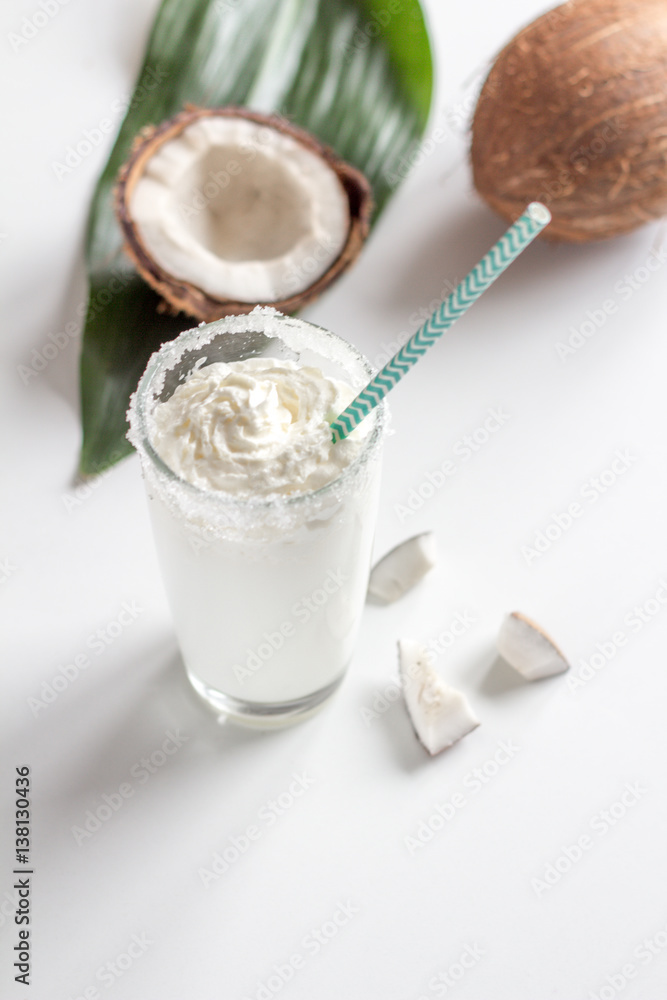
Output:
top-left (115, 106), bottom-right (372, 319)
top-left (471, 0), bottom-right (667, 242)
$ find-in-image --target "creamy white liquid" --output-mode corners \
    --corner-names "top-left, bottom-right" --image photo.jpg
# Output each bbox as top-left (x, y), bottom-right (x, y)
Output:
top-left (147, 357), bottom-right (380, 708)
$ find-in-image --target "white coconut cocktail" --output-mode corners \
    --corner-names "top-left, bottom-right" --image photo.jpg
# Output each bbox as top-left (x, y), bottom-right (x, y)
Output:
top-left (128, 308), bottom-right (385, 727)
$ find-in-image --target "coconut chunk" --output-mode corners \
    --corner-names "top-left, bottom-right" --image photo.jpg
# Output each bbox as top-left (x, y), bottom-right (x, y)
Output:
top-left (398, 639), bottom-right (480, 755)
top-left (497, 612), bottom-right (569, 680)
top-left (368, 533), bottom-right (437, 603)
top-left (115, 107), bottom-right (372, 320)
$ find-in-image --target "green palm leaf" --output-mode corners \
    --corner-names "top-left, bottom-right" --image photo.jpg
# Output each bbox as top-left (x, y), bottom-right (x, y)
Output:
top-left (79, 0), bottom-right (433, 473)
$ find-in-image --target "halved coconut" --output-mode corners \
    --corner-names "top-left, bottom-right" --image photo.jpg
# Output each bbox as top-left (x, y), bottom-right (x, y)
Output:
top-left (114, 106), bottom-right (372, 320)
top-left (399, 639), bottom-right (480, 755)
top-left (497, 612), bottom-right (569, 680)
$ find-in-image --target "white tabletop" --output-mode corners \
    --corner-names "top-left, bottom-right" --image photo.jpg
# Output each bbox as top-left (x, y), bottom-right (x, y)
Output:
top-left (3, 0), bottom-right (667, 997)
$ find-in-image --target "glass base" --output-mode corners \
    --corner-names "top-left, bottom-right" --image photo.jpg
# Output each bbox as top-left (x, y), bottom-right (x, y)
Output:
top-left (185, 669), bottom-right (346, 729)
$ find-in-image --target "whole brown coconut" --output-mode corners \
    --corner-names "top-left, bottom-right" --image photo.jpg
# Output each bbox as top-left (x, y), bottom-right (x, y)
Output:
top-left (471, 0), bottom-right (667, 242)
top-left (115, 106), bottom-right (372, 319)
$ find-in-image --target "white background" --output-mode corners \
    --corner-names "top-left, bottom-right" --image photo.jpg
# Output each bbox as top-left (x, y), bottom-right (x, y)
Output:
top-left (3, 0), bottom-right (667, 997)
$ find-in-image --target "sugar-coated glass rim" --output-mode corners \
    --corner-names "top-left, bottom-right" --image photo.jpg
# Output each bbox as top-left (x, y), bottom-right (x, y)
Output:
top-left (131, 309), bottom-right (385, 512)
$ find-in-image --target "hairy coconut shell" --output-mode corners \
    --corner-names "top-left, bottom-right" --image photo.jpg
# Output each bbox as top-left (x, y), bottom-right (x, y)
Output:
top-left (115, 106), bottom-right (372, 319)
top-left (471, 0), bottom-right (667, 242)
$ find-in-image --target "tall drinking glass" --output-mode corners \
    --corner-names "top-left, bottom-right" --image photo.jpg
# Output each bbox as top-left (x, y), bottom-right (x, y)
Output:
top-left (128, 308), bottom-right (384, 727)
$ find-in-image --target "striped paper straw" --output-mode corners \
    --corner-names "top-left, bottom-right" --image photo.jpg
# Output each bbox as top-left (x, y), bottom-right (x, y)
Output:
top-left (331, 202), bottom-right (551, 443)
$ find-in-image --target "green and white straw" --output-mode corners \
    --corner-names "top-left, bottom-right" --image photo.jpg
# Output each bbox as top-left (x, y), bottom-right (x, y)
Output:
top-left (331, 202), bottom-right (551, 443)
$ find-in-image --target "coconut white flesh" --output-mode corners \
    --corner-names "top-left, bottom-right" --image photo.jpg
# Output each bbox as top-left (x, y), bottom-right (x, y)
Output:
top-left (398, 639), bottom-right (480, 755)
top-left (497, 612), bottom-right (569, 680)
top-left (368, 533), bottom-right (437, 603)
top-left (129, 117), bottom-right (349, 302)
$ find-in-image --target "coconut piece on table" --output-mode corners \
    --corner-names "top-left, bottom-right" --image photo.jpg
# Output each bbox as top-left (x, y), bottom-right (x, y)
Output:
top-left (114, 106), bottom-right (372, 321)
top-left (398, 639), bottom-right (480, 755)
top-left (497, 612), bottom-right (569, 680)
top-left (368, 532), bottom-right (436, 603)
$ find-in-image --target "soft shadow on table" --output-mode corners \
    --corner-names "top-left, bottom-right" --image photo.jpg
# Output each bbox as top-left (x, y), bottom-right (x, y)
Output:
top-left (365, 592), bottom-right (388, 608)
top-left (380, 201), bottom-right (509, 314)
top-left (23, 637), bottom-right (305, 817)
top-left (376, 700), bottom-right (425, 773)
top-left (33, 244), bottom-right (88, 418)
top-left (479, 654), bottom-right (528, 698)
top-left (477, 652), bottom-right (568, 703)
top-left (379, 194), bottom-right (622, 325)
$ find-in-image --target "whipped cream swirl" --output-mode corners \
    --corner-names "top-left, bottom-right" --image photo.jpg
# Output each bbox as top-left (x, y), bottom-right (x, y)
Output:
top-left (150, 358), bottom-right (363, 496)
